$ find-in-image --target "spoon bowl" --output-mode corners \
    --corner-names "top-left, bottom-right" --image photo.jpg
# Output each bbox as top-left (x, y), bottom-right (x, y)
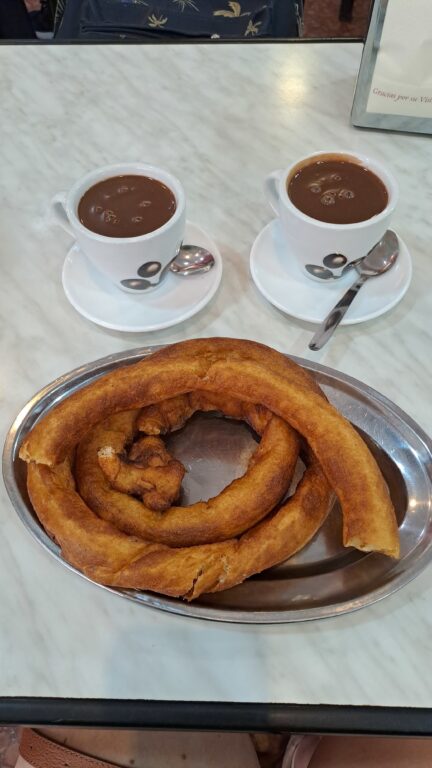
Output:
top-left (170, 245), bottom-right (215, 276)
top-left (355, 230), bottom-right (399, 277)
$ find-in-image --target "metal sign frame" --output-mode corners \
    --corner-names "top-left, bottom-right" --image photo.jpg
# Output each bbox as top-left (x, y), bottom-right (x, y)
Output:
top-left (352, 0), bottom-right (432, 134)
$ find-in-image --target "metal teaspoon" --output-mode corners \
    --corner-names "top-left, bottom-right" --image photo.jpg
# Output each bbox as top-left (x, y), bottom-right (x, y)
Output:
top-left (122, 245), bottom-right (216, 289)
top-left (308, 230), bottom-right (400, 352)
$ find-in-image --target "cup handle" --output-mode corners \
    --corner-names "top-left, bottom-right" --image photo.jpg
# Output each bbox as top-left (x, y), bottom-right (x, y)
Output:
top-left (49, 192), bottom-right (74, 237)
top-left (264, 169), bottom-right (283, 216)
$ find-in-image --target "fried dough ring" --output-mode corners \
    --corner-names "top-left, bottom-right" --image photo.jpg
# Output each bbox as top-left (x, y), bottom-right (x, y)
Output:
top-left (27, 452), bottom-right (333, 599)
top-left (75, 398), bottom-right (300, 547)
top-left (20, 338), bottom-right (399, 558)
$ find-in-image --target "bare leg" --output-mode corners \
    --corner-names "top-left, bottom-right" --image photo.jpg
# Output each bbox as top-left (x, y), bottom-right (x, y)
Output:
top-left (33, 729), bottom-right (260, 768)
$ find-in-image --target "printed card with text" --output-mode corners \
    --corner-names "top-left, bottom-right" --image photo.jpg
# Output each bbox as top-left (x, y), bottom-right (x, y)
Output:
top-left (352, 0), bottom-right (432, 134)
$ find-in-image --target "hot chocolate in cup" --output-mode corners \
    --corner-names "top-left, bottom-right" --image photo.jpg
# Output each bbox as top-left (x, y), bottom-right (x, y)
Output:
top-left (265, 151), bottom-right (398, 283)
top-left (50, 163), bottom-right (186, 293)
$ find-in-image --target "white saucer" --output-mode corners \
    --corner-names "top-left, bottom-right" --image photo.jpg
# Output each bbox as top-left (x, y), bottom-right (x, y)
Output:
top-left (62, 221), bottom-right (222, 332)
top-left (250, 220), bottom-right (412, 325)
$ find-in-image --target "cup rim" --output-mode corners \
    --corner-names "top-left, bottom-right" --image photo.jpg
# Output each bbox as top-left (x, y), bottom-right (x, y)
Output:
top-left (279, 150), bottom-right (398, 230)
top-left (65, 163), bottom-right (185, 243)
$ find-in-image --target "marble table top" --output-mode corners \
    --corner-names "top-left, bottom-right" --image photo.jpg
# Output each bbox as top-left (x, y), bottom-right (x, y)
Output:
top-left (1, 41), bottom-right (431, 710)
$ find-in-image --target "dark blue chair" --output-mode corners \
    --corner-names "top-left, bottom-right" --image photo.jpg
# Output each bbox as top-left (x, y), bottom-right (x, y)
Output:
top-left (56, 0), bottom-right (303, 40)
top-left (0, 0), bottom-right (35, 38)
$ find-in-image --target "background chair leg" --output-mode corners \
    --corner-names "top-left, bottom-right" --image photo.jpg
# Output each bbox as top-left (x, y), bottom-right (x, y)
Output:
top-left (339, 0), bottom-right (354, 22)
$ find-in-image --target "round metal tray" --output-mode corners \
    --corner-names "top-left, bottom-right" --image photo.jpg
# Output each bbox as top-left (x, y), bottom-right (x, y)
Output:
top-left (3, 346), bottom-right (432, 623)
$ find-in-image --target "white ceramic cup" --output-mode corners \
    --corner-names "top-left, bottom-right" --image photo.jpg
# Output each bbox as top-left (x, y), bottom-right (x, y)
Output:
top-left (265, 151), bottom-right (398, 283)
top-left (50, 162), bottom-right (186, 293)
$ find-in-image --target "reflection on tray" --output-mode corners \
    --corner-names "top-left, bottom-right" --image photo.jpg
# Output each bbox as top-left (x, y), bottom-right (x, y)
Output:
top-left (4, 349), bottom-right (431, 623)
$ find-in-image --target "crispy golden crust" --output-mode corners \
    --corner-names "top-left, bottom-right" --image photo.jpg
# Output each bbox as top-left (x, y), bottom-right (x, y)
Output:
top-left (19, 339), bottom-right (321, 466)
top-left (20, 338), bottom-right (399, 559)
top-left (136, 391), bottom-right (277, 436)
top-left (26, 454), bottom-right (333, 599)
top-left (98, 433), bottom-right (185, 512)
top-left (75, 398), bottom-right (300, 547)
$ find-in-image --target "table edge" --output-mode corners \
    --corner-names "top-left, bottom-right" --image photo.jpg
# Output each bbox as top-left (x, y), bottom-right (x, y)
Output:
top-left (0, 699), bottom-right (430, 736)
top-left (0, 38), bottom-right (364, 47)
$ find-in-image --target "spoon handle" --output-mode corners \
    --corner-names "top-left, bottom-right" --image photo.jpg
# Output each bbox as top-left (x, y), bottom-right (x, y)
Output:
top-left (308, 275), bottom-right (368, 351)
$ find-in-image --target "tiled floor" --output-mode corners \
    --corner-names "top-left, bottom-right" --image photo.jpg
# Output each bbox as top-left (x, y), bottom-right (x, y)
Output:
top-left (304, 0), bottom-right (373, 38)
